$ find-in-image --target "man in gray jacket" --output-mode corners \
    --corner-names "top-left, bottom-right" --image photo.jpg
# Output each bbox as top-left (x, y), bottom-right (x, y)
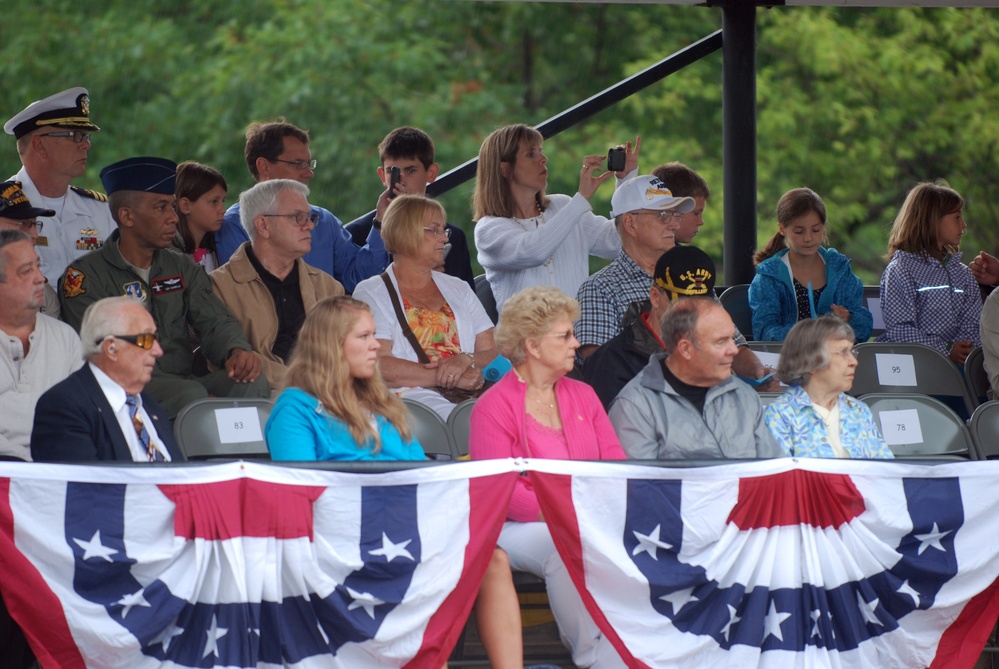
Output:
top-left (609, 296), bottom-right (783, 460)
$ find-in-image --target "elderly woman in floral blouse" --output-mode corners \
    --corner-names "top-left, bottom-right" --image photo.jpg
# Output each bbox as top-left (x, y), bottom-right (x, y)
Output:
top-left (764, 316), bottom-right (893, 459)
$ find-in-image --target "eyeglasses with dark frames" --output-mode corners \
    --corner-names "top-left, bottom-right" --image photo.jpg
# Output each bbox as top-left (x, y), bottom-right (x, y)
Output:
top-left (101, 333), bottom-right (160, 350)
top-left (263, 212), bottom-right (320, 227)
top-left (270, 158), bottom-right (317, 170)
top-left (39, 131), bottom-right (92, 144)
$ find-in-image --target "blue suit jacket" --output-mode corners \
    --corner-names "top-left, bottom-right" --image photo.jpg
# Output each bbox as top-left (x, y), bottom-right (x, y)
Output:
top-left (30, 365), bottom-right (185, 463)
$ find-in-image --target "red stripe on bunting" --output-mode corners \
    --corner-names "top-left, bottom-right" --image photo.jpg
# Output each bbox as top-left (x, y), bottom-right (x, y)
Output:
top-left (929, 572), bottom-right (999, 669)
top-left (159, 479), bottom-right (326, 540)
top-left (406, 470), bottom-right (520, 669)
top-left (529, 469), bottom-right (651, 669)
top-left (728, 469), bottom-right (866, 530)
top-left (0, 478), bottom-right (87, 669)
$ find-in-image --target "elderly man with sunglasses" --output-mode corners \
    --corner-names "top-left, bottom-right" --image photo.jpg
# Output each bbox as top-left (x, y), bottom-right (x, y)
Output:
top-left (32, 296), bottom-right (185, 462)
top-left (4, 87), bottom-right (115, 287)
top-left (57, 157), bottom-right (268, 419)
top-left (211, 179), bottom-right (344, 393)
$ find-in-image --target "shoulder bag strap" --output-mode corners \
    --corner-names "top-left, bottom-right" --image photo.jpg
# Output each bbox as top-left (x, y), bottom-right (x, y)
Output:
top-left (380, 271), bottom-right (432, 365)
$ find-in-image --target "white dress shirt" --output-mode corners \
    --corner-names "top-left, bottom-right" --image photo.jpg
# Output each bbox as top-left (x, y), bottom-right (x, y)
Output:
top-left (89, 363), bottom-right (171, 462)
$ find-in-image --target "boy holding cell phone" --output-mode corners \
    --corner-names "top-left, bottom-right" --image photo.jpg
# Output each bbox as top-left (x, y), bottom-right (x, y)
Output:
top-left (345, 127), bottom-right (474, 289)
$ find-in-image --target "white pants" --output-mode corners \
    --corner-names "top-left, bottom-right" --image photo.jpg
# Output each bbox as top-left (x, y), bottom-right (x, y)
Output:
top-left (498, 521), bottom-right (626, 668)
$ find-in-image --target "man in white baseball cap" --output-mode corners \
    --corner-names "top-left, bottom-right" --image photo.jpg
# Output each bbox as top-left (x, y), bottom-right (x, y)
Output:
top-left (4, 87), bottom-right (115, 286)
top-left (574, 174), bottom-right (695, 362)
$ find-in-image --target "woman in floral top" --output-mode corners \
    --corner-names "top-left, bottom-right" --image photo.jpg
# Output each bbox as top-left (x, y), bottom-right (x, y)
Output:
top-left (765, 316), bottom-right (893, 458)
top-left (352, 195), bottom-right (498, 419)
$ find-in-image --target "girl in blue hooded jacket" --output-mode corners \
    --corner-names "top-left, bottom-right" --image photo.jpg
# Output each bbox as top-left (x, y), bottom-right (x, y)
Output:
top-left (749, 188), bottom-right (872, 342)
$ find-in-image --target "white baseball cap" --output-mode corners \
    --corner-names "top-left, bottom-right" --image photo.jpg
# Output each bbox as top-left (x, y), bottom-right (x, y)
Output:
top-left (610, 175), bottom-right (695, 218)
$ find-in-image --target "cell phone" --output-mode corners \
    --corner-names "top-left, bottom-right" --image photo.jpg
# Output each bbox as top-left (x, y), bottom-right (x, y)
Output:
top-left (607, 147), bottom-right (626, 172)
top-left (388, 166), bottom-right (401, 198)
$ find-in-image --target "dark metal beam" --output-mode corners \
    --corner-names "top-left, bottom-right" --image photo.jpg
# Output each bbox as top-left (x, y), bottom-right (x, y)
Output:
top-left (721, 4), bottom-right (757, 286)
top-left (425, 30), bottom-right (723, 198)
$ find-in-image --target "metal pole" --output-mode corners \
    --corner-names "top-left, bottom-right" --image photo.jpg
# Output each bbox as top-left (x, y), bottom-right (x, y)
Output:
top-left (722, 4), bottom-right (757, 286)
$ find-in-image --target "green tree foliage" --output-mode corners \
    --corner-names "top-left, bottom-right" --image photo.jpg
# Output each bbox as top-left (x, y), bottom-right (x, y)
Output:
top-left (1, 2), bottom-right (995, 284)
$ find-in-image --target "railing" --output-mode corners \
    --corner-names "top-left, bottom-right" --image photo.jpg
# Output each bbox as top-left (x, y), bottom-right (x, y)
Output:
top-left (426, 30), bottom-right (723, 198)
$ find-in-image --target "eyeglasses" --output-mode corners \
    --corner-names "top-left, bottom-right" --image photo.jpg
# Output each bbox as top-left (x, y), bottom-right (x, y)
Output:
top-left (270, 158), bottom-right (317, 170)
top-left (831, 347), bottom-right (860, 359)
top-left (102, 333), bottom-right (160, 350)
top-left (543, 330), bottom-right (576, 342)
top-left (263, 212), bottom-right (320, 227)
top-left (39, 131), bottom-right (92, 144)
top-left (645, 210), bottom-right (683, 224)
top-left (423, 226), bottom-right (451, 238)
top-left (15, 219), bottom-right (43, 234)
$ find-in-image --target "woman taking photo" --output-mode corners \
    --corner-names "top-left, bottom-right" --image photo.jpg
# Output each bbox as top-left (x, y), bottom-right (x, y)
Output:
top-left (749, 187), bottom-right (871, 342)
top-left (473, 123), bottom-right (639, 311)
top-left (470, 285), bottom-right (626, 668)
top-left (353, 195), bottom-right (497, 420)
top-left (265, 296), bottom-right (523, 668)
top-left (173, 161), bottom-right (228, 273)
top-left (764, 316), bottom-right (893, 459)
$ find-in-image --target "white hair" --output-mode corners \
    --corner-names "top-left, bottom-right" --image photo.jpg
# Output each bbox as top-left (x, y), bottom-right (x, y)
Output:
top-left (238, 179), bottom-right (309, 241)
top-left (80, 296), bottom-right (144, 361)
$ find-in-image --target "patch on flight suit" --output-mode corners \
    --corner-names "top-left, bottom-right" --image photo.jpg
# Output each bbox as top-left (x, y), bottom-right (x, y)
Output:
top-left (75, 228), bottom-right (103, 251)
top-left (123, 281), bottom-right (147, 302)
top-left (69, 185), bottom-right (109, 202)
top-left (63, 267), bottom-right (86, 298)
top-left (151, 275), bottom-right (184, 295)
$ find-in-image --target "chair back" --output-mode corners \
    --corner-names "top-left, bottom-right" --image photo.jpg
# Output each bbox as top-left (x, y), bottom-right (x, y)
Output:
top-left (718, 284), bottom-right (753, 341)
top-left (173, 398), bottom-right (274, 460)
top-left (863, 285), bottom-right (884, 340)
top-left (401, 398), bottom-right (457, 460)
top-left (446, 398), bottom-right (477, 458)
top-left (757, 392), bottom-right (783, 408)
top-left (851, 342), bottom-right (976, 417)
top-left (964, 346), bottom-right (989, 408)
top-left (474, 274), bottom-right (499, 324)
top-left (860, 393), bottom-right (976, 459)
top-left (969, 400), bottom-right (999, 460)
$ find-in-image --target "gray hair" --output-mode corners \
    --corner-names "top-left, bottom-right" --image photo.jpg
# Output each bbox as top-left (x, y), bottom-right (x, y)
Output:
top-left (495, 285), bottom-right (579, 366)
top-left (80, 296), bottom-right (144, 361)
top-left (0, 229), bottom-right (32, 282)
top-left (659, 296), bottom-right (717, 354)
top-left (777, 315), bottom-right (856, 386)
top-left (238, 179), bottom-right (309, 241)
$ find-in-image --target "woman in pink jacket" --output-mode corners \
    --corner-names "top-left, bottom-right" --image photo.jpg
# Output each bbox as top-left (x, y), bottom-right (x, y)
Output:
top-left (470, 285), bottom-right (626, 668)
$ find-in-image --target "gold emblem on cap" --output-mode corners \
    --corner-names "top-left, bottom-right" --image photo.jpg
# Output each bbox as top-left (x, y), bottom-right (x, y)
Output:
top-left (644, 186), bottom-right (674, 201)
top-left (80, 94), bottom-right (90, 117)
top-left (656, 267), bottom-right (713, 297)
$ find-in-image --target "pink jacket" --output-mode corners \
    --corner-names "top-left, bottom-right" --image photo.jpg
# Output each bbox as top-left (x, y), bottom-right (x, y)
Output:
top-left (469, 370), bottom-right (625, 521)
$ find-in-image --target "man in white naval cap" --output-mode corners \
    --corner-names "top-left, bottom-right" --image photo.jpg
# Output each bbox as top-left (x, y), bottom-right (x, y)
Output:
top-left (4, 86), bottom-right (114, 286)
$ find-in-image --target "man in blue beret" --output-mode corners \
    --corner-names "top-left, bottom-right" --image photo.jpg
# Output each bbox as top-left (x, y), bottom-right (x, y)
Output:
top-left (4, 87), bottom-right (115, 287)
top-left (58, 157), bottom-right (268, 418)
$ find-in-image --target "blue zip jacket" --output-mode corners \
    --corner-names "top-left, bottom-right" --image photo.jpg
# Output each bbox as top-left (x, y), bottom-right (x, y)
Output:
top-left (749, 247), bottom-right (872, 342)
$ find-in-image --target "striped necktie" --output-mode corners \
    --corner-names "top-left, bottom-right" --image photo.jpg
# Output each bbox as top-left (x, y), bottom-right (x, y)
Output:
top-left (125, 395), bottom-right (162, 462)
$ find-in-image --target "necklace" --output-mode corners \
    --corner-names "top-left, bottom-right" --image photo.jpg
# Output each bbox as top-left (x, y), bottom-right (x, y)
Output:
top-left (512, 206), bottom-right (553, 268)
top-left (531, 396), bottom-right (556, 409)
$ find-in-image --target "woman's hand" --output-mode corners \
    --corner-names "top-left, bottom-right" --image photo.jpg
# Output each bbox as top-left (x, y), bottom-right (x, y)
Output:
top-left (433, 353), bottom-right (474, 389)
top-left (617, 135), bottom-right (641, 177)
top-left (455, 366), bottom-right (485, 391)
top-left (578, 154), bottom-right (616, 200)
top-left (970, 251), bottom-right (999, 287)
top-left (830, 304), bottom-right (850, 320)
